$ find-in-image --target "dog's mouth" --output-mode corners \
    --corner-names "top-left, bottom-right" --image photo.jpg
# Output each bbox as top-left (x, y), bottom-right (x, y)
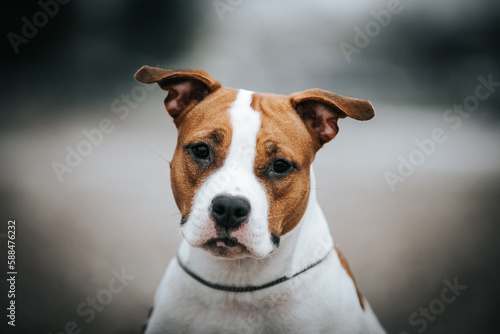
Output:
top-left (203, 237), bottom-right (248, 258)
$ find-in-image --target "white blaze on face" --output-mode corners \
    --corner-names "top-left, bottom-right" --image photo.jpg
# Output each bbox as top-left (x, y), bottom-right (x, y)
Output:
top-left (181, 89), bottom-right (272, 258)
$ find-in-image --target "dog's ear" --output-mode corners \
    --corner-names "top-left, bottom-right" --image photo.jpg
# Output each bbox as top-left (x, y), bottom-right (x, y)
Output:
top-left (134, 66), bottom-right (221, 118)
top-left (290, 88), bottom-right (374, 148)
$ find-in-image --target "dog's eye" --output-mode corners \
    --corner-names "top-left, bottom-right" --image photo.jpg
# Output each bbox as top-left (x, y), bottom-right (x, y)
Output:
top-left (191, 144), bottom-right (210, 159)
top-left (272, 159), bottom-right (292, 174)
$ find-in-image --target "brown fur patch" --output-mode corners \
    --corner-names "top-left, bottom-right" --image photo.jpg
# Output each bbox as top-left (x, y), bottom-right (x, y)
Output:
top-left (169, 88), bottom-right (238, 216)
top-left (334, 245), bottom-right (366, 311)
top-left (251, 93), bottom-right (317, 236)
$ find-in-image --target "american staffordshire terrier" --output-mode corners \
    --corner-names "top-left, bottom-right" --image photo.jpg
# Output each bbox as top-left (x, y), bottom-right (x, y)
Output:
top-left (135, 66), bottom-right (385, 334)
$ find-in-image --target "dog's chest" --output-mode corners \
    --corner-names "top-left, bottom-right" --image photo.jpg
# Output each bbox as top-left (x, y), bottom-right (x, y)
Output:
top-left (146, 255), bottom-right (372, 334)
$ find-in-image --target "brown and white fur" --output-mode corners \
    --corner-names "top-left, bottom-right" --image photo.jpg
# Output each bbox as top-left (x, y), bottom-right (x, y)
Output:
top-left (135, 66), bottom-right (385, 334)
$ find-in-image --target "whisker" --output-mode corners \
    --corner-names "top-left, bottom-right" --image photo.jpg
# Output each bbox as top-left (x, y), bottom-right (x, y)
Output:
top-left (143, 145), bottom-right (171, 164)
top-left (164, 212), bottom-right (182, 222)
top-left (267, 252), bottom-right (275, 262)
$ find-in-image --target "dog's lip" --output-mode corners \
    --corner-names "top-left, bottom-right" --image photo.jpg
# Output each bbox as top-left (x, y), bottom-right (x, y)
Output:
top-left (201, 237), bottom-right (249, 259)
top-left (209, 237), bottom-right (240, 248)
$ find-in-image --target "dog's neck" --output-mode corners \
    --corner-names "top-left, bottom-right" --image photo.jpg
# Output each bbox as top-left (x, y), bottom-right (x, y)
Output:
top-left (177, 167), bottom-right (334, 287)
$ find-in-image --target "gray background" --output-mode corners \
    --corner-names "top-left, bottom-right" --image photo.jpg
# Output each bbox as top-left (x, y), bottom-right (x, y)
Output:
top-left (1, 0), bottom-right (499, 333)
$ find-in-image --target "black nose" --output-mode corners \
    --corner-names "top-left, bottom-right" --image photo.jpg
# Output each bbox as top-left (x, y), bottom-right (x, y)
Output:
top-left (211, 195), bottom-right (251, 229)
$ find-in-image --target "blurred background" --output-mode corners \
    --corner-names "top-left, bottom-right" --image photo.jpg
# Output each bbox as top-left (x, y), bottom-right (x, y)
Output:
top-left (1, 0), bottom-right (499, 333)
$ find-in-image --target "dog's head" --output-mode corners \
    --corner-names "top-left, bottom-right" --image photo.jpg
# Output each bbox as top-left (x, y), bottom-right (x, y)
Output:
top-left (135, 66), bottom-right (374, 259)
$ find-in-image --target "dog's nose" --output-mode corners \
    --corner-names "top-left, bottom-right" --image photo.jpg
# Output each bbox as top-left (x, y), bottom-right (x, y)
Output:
top-left (211, 195), bottom-right (251, 229)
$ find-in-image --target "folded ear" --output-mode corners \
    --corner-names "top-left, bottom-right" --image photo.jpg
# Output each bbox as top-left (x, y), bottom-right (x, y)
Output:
top-left (290, 88), bottom-right (374, 147)
top-left (134, 66), bottom-right (221, 118)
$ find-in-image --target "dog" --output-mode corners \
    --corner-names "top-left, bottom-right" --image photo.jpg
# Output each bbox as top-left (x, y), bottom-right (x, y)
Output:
top-left (135, 66), bottom-right (385, 334)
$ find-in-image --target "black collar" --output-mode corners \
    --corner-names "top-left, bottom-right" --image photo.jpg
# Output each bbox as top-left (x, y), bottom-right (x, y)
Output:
top-left (176, 249), bottom-right (332, 292)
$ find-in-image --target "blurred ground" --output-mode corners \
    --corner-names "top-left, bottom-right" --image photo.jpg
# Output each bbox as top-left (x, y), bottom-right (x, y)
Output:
top-left (1, 0), bottom-right (500, 333)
